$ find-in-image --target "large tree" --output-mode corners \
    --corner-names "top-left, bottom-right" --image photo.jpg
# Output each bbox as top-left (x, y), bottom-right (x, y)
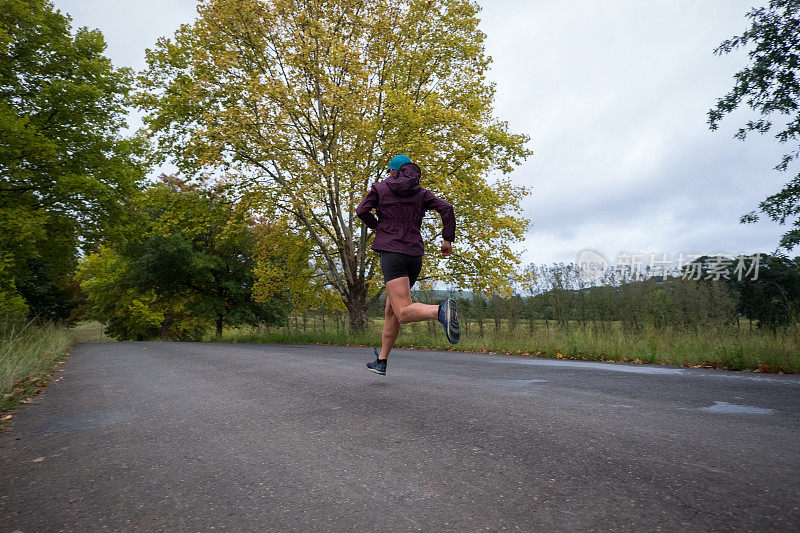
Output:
top-left (729, 253), bottom-right (800, 329)
top-left (77, 177), bottom-right (288, 340)
top-left (136, 0), bottom-right (531, 330)
top-left (0, 0), bottom-right (145, 318)
top-left (709, 0), bottom-right (800, 251)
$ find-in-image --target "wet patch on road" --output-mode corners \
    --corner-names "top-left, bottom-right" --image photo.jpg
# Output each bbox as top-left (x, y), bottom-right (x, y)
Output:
top-left (492, 358), bottom-right (684, 375)
top-left (493, 379), bottom-right (548, 386)
top-left (43, 411), bottom-right (136, 433)
top-left (698, 401), bottom-right (776, 415)
top-left (489, 356), bottom-right (800, 384)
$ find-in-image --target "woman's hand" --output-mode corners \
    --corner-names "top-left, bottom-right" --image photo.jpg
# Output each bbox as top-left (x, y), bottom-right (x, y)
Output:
top-left (441, 240), bottom-right (452, 257)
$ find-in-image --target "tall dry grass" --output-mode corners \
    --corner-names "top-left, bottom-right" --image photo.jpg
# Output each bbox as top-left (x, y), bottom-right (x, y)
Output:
top-left (1, 320), bottom-right (72, 411)
top-left (217, 316), bottom-right (800, 373)
top-left (1, 320), bottom-right (110, 412)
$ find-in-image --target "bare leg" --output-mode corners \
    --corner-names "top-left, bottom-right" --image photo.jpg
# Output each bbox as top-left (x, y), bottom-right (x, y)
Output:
top-left (379, 297), bottom-right (400, 360)
top-left (385, 276), bottom-right (439, 324)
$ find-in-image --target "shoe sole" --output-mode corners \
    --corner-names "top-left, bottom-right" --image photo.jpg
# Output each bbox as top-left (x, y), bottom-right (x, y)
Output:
top-left (442, 298), bottom-right (461, 344)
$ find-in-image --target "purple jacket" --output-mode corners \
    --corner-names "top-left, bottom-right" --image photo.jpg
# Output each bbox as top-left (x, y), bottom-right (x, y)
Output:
top-left (356, 162), bottom-right (456, 256)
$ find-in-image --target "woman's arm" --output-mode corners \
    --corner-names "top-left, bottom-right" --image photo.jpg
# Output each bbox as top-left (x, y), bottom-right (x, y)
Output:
top-left (356, 185), bottom-right (379, 229)
top-left (423, 190), bottom-right (456, 243)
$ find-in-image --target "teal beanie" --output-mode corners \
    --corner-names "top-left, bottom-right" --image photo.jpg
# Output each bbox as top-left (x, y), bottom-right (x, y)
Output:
top-left (389, 154), bottom-right (412, 170)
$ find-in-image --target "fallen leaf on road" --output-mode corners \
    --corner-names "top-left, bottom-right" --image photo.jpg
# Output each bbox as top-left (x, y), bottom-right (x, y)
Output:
top-left (1, 415), bottom-right (11, 421)
top-left (32, 457), bottom-right (44, 463)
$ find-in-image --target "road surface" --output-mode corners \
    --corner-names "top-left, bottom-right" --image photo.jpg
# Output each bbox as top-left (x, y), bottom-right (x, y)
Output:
top-left (1, 342), bottom-right (799, 531)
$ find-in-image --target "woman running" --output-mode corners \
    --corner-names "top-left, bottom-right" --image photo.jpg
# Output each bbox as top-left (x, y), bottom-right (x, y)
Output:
top-left (356, 154), bottom-right (460, 376)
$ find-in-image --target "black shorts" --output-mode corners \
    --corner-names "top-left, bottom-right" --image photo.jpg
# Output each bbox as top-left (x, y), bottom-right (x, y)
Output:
top-left (380, 251), bottom-right (423, 288)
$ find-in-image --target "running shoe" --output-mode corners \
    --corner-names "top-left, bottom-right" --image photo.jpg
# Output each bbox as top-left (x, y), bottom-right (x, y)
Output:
top-left (366, 347), bottom-right (387, 375)
top-left (438, 297), bottom-right (461, 344)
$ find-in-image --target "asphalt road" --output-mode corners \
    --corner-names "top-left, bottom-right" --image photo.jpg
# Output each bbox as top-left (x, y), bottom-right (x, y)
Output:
top-left (1, 342), bottom-right (799, 532)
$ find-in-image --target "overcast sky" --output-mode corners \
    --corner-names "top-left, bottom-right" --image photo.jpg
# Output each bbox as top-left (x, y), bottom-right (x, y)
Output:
top-left (53, 0), bottom-right (793, 266)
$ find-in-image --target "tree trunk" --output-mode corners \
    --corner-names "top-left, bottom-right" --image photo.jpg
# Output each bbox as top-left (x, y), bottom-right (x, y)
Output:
top-left (472, 291), bottom-right (485, 337)
top-left (161, 315), bottom-right (173, 341)
top-left (491, 295), bottom-right (501, 333)
top-left (510, 308), bottom-right (518, 335)
top-left (344, 281), bottom-right (369, 332)
top-left (347, 303), bottom-right (367, 332)
top-left (216, 314), bottom-right (223, 339)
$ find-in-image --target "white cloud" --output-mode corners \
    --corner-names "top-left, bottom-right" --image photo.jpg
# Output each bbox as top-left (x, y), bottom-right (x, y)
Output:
top-left (478, 0), bottom-right (791, 264)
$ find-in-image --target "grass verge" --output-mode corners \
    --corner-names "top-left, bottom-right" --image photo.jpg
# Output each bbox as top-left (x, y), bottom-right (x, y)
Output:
top-left (217, 318), bottom-right (800, 374)
top-left (1, 320), bottom-right (110, 420)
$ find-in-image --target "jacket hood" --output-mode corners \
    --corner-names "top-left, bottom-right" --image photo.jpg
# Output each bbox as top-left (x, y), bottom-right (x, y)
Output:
top-left (386, 162), bottom-right (422, 197)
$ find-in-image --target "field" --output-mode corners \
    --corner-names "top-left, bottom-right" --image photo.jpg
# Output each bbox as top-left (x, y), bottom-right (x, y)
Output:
top-left (216, 315), bottom-right (800, 373)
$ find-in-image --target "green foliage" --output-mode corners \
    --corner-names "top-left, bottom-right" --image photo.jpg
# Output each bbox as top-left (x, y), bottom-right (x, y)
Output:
top-left (14, 259), bottom-right (82, 320)
top-left (0, 0), bottom-right (146, 316)
top-left (0, 254), bottom-right (27, 319)
top-left (514, 263), bottom-right (741, 333)
top-left (731, 254), bottom-right (800, 328)
top-left (709, 0), bottom-right (800, 250)
top-left (77, 178), bottom-right (289, 340)
top-left (76, 246), bottom-right (165, 340)
top-left (135, 0), bottom-right (531, 330)
top-left (252, 219), bottom-right (345, 317)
